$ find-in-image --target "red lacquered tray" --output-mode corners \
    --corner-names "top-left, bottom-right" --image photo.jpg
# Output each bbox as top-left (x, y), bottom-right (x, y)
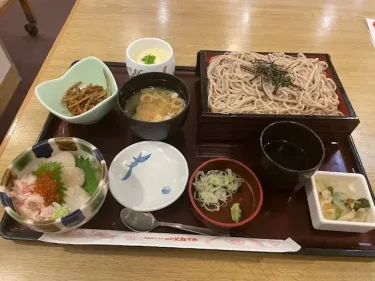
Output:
top-left (1, 61), bottom-right (374, 257)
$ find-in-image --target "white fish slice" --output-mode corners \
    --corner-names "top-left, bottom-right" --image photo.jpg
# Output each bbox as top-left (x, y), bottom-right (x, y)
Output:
top-left (61, 167), bottom-right (85, 187)
top-left (65, 186), bottom-right (91, 210)
top-left (48, 151), bottom-right (76, 167)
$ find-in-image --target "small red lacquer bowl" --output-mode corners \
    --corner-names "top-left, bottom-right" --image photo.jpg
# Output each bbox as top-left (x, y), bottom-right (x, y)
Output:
top-left (188, 158), bottom-right (263, 231)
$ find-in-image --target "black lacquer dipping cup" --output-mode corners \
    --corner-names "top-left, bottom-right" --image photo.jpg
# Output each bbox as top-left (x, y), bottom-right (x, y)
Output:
top-left (117, 72), bottom-right (190, 140)
top-left (260, 121), bottom-right (325, 190)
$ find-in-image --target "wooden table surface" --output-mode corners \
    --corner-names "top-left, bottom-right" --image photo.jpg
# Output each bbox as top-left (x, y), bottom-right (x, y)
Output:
top-left (1, 0), bottom-right (375, 280)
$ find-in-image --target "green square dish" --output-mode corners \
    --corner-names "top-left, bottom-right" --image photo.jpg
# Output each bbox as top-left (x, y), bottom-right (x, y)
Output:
top-left (35, 57), bottom-right (118, 124)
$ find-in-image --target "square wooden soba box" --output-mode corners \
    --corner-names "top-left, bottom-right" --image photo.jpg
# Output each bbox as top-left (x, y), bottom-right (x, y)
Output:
top-left (196, 50), bottom-right (359, 143)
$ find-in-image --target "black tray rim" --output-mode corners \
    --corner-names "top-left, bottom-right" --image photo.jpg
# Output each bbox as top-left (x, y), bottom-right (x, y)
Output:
top-left (1, 62), bottom-right (374, 258)
top-left (197, 50), bottom-right (358, 120)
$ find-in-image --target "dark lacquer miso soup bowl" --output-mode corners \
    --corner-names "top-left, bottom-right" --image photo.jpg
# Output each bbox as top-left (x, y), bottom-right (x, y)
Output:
top-left (117, 72), bottom-right (190, 140)
top-left (188, 158), bottom-right (263, 232)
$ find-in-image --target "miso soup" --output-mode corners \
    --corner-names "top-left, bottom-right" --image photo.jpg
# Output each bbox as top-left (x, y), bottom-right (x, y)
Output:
top-left (124, 87), bottom-right (185, 122)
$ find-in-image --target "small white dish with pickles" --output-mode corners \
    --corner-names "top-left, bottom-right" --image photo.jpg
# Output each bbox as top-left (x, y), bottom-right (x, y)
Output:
top-left (306, 171), bottom-right (375, 233)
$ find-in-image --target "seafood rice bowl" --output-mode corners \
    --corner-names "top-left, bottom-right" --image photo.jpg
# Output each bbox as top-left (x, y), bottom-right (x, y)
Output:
top-left (0, 137), bottom-right (108, 233)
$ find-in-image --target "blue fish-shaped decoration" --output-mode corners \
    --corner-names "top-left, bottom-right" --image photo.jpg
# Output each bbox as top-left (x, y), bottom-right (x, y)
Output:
top-left (121, 152), bottom-right (151, 181)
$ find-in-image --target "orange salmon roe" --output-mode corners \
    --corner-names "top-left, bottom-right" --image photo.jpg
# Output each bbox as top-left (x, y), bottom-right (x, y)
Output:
top-left (34, 171), bottom-right (61, 206)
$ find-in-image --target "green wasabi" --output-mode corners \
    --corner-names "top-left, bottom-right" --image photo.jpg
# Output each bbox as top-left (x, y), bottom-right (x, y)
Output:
top-left (231, 203), bottom-right (242, 223)
top-left (52, 206), bottom-right (70, 219)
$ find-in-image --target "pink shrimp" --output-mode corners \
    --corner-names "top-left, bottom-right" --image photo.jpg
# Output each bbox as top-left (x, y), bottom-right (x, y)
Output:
top-left (12, 193), bottom-right (45, 221)
top-left (14, 175), bottom-right (37, 195)
top-left (38, 206), bottom-right (56, 220)
top-left (24, 194), bottom-right (44, 211)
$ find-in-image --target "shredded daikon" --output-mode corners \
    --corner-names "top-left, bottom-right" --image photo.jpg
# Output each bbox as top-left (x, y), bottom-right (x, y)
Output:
top-left (193, 169), bottom-right (244, 212)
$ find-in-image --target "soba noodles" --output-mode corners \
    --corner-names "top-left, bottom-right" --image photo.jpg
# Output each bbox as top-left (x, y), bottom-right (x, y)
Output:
top-left (207, 52), bottom-right (342, 116)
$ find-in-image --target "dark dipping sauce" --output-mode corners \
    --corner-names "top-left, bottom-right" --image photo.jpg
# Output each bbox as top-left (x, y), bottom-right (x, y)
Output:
top-left (264, 140), bottom-right (309, 171)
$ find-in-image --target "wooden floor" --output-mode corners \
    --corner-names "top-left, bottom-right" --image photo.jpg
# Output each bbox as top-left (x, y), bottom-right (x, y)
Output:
top-left (0, 0), bottom-right (75, 143)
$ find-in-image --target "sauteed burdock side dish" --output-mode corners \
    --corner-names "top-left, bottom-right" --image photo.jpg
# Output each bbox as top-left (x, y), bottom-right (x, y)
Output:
top-left (61, 70), bottom-right (111, 116)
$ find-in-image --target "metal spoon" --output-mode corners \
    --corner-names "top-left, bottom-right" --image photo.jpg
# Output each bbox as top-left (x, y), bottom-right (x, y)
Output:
top-left (120, 208), bottom-right (220, 236)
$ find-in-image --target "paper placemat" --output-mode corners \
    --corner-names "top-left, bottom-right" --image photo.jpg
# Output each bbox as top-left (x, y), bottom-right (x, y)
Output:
top-left (39, 229), bottom-right (301, 253)
top-left (366, 18), bottom-right (375, 48)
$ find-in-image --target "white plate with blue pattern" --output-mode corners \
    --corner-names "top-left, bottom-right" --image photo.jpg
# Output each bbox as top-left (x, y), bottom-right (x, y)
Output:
top-left (109, 141), bottom-right (189, 212)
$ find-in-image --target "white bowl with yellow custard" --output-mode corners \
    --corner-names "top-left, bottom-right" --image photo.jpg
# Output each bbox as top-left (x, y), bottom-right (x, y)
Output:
top-left (126, 38), bottom-right (175, 77)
